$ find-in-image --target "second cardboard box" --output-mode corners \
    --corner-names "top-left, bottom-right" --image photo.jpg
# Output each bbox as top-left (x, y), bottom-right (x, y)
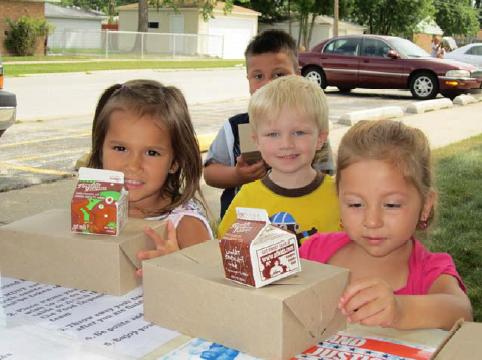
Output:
top-left (143, 240), bottom-right (349, 359)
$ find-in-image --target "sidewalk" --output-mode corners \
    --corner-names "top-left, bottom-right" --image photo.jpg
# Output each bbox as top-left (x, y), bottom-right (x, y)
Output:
top-left (0, 102), bottom-right (481, 225)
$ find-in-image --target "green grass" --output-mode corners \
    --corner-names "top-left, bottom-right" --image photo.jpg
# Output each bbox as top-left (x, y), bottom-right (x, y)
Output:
top-left (420, 134), bottom-right (482, 322)
top-left (2, 55), bottom-right (92, 61)
top-left (3, 58), bottom-right (244, 76)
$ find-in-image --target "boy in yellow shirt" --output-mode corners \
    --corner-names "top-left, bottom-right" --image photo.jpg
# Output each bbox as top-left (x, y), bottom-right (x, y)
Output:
top-left (217, 76), bottom-right (340, 244)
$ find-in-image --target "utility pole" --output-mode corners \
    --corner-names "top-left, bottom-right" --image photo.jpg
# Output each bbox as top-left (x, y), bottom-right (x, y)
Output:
top-left (334, 0), bottom-right (339, 37)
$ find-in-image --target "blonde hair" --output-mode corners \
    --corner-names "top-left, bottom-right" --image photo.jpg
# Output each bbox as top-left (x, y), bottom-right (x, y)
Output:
top-left (88, 79), bottom-right (203, 216)
top-left (337, 120), bottom-right (434, 219)
top-left (248, 75), bottom-right (328, 132)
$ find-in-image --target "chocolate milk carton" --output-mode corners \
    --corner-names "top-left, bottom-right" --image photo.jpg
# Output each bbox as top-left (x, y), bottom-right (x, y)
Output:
top-left (219, 207), bottom-right (301, 288)
top-left (71, 167), bottom-right (128, 236)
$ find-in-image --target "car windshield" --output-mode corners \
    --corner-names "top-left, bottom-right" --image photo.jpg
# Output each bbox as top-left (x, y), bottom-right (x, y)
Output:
top-left (388, 37), bottom-right (430, 58)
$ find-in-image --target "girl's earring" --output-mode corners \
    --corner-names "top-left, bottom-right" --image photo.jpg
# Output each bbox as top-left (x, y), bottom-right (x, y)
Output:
top-left (418, 219), bottom-right (428, 230)
top-left (339, 220), bottom-right (344, 230)
top-left (168, 168), bottom-right (176, 174)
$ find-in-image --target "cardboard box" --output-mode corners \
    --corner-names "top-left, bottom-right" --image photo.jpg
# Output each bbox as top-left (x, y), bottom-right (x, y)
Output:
top-left (238, 123), bottom-right (262, 165)
top-left (0, 209), bottom-right (164, 295)
top-left (71, 167), bottom-right (128, 235)
top-left (433, 320), bottom-right (482, 359)
top-left (220, 207), bottom-right (301, 288)
top-left (143, 240), bottom-right (349, 359)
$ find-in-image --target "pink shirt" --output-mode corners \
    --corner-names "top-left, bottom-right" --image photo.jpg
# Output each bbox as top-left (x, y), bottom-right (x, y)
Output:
top-left (300, 232), bottom-right (466, 295)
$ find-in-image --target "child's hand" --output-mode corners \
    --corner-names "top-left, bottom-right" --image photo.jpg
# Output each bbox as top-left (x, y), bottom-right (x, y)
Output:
top-left (136, 220), bottom-right (179, 277)
top-left (338, 278), bottom-right (402, 328)
top-left (235, 155), bottom-right (267, 184)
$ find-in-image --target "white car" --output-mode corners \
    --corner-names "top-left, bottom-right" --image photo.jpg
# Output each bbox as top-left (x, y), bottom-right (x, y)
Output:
top-left (445, 43), bottom-right (482, 68)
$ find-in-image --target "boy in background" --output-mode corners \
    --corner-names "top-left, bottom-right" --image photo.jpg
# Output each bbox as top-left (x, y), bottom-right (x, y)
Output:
top-left (203, 30), bottom-right (334, 219)
top-left (217, 75), bottom-right (340, 244)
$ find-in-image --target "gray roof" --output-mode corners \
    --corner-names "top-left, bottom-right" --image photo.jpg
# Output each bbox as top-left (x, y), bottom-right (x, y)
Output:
top-left (45, 3), bottom-right (105, 20)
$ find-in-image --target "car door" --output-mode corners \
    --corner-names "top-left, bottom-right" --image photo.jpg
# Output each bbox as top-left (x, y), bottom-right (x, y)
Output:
top-left (358, 38), bottom-right (406, 88)
top-left (463, 45), bottom-right (482, 67)
top-left (320, 37), bottom-right (360, 87)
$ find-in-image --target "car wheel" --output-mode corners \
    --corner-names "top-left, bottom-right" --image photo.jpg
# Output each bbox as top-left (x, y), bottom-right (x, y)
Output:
top-left (337, 87), bottom-right (353, 93)
top-left (409, 72), bottom-right (439, 100)
top-left (302, 66), bottom-right (326, 88)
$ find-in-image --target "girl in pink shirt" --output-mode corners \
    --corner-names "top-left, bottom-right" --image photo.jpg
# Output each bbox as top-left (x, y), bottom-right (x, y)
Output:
top-left (300, 120), bottom-right (472, 330)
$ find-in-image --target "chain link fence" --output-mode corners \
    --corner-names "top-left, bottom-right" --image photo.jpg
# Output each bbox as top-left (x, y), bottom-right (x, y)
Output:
top-left (47, 30), bottom-right (224, 59)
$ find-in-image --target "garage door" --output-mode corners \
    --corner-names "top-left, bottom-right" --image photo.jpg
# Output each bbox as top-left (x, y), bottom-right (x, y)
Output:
top-left (207, 17), bottom-right (256, 59)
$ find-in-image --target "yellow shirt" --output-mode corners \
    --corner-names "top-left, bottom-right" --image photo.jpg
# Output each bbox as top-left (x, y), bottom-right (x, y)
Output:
top-left (217, 173), bottom-right (340, 244)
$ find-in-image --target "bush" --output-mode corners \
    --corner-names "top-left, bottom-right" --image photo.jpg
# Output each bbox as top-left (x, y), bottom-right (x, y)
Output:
top-left (4, 16), bottom-right (52, 56)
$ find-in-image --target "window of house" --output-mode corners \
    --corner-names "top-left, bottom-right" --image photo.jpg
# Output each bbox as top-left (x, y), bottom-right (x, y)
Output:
top-left (148, 22), bottom-right (159, 29)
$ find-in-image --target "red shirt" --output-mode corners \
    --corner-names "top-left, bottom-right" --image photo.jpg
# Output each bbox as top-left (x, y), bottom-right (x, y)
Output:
top-left (299, 232), bottom-right (466, 295)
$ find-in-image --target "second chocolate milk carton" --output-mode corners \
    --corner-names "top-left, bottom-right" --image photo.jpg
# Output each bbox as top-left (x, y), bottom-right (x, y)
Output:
top-left (219, 207), bottom-right (301, 288)
top-left (71, 167), bottom-right (128, 236)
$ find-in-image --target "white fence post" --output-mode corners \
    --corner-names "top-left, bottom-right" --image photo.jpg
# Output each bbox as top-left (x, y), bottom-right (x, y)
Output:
top-left (105, 30), bottom-right (109, 58)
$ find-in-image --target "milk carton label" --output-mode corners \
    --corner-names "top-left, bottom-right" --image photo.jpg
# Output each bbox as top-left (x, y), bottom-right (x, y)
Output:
top-left (71, 167), bottom-right (128, 236)
top-left (220, 207), bottom-right (301, 288)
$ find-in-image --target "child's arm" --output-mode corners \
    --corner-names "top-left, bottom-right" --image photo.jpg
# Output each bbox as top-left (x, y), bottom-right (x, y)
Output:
top-left (175, 215), bottom-right (211, 248)
top-left (204, 156), bottom-right (266, 189)
top-left (339, 276), bottom-right (472, 330)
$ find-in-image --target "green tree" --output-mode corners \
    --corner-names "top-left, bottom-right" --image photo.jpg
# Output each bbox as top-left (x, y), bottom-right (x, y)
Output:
top-left (350, 0), bottom-right (434, 36)
top-left (291, 0), bottom-right (353, 49)
top-left (434, 0), bottom-right (479, 36)
top-left (4, 16), bottom-right (52, 56)
top-left (235, 0), bottom-right (288, 23)
top-left (237, 0), bottom-right (353, 48)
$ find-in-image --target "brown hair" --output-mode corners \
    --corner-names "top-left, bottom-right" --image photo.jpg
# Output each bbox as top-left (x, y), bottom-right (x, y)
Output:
top-left (88, 79), bottom-right (203, 216)
top-left (244, 29), bottom-right (299, 72)
top-left (337, 120), bottom-right (434, 221)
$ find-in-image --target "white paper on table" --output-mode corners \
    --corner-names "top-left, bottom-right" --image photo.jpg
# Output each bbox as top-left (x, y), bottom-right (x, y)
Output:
top-left (0, 324), bottom-right (123, 360)
top-left (0, 276), bottom-right (179, 359)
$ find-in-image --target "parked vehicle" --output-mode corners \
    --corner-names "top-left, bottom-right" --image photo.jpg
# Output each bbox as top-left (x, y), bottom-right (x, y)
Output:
top-left (0, 55), bottom-right (17, 138)
top-left (299, 35), bottom-right (482, 100)
top-left (445, 43), bottom-right (482, 68)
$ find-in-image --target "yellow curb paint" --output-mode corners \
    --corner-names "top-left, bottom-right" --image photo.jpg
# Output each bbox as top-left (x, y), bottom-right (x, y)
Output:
top-left (197, 133), bottom-right (216, 153)
top-left (0, 132), bottom-right (90, 149)
top-left (0, 162), bottom-right (73, 176)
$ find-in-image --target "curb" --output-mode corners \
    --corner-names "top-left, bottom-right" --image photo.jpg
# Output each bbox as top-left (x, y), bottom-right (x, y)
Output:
top-left (453, 94), bottom-right (479, 106)
top-left (336, 93), bottom-right (481, 127)
top-left (406, 98), bottom-right (453, 114)
top-left (197, 133), bottom-right (216, 153)
top-left (338, 106), bottom-right (403, 126)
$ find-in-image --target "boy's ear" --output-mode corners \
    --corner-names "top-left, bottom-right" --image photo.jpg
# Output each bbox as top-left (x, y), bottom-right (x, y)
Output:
top-left (316, 131), bottom-right (328, 150)
top-left (421, 190), bottom-right (437, 221)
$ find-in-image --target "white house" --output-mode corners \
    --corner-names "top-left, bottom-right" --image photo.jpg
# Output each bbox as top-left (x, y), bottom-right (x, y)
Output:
top-left (259, 15), bottom-right (365, 50)
top-left (45, 3), bottom-right (105, 51)
top-left (117, 2), bottom-right (259, 59)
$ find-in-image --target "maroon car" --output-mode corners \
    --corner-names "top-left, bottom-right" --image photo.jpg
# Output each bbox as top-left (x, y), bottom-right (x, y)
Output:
top-left (299, 35), bottom-right (482, 100)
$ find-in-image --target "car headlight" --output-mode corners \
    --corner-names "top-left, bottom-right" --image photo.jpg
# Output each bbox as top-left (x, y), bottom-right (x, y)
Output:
top-left (445, 69), bottom-right (470, 78)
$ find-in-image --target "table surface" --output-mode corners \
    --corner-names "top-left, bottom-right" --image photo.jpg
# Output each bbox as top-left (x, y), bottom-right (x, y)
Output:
top-left (0, 276), bottom-right (448, 360)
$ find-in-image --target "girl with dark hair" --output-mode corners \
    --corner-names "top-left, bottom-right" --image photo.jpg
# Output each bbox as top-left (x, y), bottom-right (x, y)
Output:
top-left (89, 79), bottom-right (212, 275)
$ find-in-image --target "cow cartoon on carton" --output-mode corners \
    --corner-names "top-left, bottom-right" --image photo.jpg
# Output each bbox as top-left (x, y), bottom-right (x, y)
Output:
top-left (219, 207), bottom-right (301, 288)
top-left (71, 167), bottom-right (128, 236)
